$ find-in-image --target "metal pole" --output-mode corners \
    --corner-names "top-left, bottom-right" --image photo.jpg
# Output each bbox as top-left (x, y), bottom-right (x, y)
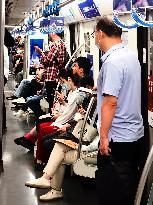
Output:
top-left (0, 0), bottom-right (5, 173)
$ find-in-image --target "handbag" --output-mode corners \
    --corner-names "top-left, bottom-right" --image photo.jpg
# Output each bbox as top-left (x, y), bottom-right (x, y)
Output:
top-left (72, 119), bottom-right (98, 142)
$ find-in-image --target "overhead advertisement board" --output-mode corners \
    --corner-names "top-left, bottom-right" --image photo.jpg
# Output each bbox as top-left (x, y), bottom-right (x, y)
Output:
top-left (78, 0), bottom-right (100, 19)
top-left (113, 0), bottom-right (132, 12)
top-left (132, 0), bottom-right (153, 8)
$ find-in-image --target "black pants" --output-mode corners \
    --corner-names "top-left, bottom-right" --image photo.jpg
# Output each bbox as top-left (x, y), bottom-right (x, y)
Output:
top-left (96, 137), bottom-right (145, 205)
top-left (45, 81), bottom-right (57, 113)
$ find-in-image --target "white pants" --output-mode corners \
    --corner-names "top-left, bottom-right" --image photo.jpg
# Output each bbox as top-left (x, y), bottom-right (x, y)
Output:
top-left (43, 142), bottom-right (72, 191)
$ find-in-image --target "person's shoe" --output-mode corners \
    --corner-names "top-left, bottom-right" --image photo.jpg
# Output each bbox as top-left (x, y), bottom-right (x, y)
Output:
top-left (14, 136), bottom-right (34, 151)
top-left (14, 109), bottom-right (24, 116)
top-left (6, 95), bottom-right (18, 100)
top-left (25, 177), bottom-right (51, 188)
top-left (12, 97), bottom-right (25, 104)
top-left (39, 189), bottom-right (63, 201)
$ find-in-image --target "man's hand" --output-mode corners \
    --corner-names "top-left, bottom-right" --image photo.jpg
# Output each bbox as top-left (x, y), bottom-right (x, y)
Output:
top-left (99, 136), bottom-right (111, 155)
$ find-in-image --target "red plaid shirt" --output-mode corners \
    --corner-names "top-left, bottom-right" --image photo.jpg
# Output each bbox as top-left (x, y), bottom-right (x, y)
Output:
top-left (41, 40), bottom-right (66, 82)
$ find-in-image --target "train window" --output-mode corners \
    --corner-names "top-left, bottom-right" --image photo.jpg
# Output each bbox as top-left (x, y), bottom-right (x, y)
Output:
top-left (84, 32), bottom-right (90, 53)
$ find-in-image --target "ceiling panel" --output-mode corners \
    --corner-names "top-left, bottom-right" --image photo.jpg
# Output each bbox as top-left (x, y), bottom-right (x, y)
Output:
top-left (6, 0), bottom-right (40, 26)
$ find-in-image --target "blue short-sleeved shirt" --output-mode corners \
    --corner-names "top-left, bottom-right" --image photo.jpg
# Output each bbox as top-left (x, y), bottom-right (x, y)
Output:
top-left (97, 43), bottom-right (144, 142)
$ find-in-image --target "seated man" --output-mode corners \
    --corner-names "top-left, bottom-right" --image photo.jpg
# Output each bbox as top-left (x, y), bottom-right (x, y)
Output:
top-left (26, 57), bottom-right (92, 118)
top-left (8, 64), bottom-right (44, 100)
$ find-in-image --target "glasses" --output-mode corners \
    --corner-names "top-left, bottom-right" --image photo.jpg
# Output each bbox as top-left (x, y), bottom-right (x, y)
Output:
top-left (91, 30), bottom-right (95, 38)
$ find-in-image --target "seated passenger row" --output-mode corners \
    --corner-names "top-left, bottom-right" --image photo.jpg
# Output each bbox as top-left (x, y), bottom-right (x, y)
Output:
top-left (12, 57), bottom-right (99, 201)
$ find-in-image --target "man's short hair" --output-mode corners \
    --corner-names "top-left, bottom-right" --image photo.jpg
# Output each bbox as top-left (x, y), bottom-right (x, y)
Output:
top-left (74, 57), bottom-right (92, 76)
top-left (96, 16), bottom-right (122, 37)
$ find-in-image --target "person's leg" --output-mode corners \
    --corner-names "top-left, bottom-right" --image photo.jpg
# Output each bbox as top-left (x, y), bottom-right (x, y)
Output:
top-left (30, 79), bottom-right (43, 96)
top-left (24, 122), bottom-right (53, 144)
top-left (26, 95), bottom-right (44, 118)
top-left (43, 142), bottom-right (71, 177)
top-left (25, 143), bottom-right (71, 188)
top-left (39, 164), bottom-right (65, 201)
top-left (45, 81), bottom-right (57, 113)
top-left (36, 125), bottom-right (59, 163)
top-left (96, 141), bottom-right (140, 205)
top-left (14, 79), bottom-right (31, 97)
top-left (14, 122), bottom-right (53, 150)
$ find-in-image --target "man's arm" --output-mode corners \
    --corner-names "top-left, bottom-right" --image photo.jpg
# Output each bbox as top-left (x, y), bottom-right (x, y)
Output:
top-left (100, 95), bottom-right (117, 155)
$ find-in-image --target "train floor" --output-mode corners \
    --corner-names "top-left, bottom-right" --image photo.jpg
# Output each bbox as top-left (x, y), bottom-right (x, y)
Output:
top-left (0, 75), bottom-right (98, 205)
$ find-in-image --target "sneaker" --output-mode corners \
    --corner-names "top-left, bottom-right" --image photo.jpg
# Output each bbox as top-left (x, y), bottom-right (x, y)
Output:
top-left (25, 177), bottom-right (51, 189)
top-left (39, 189), bottom-right (63, 201)
top-left (14, 136), bottom-right (34, 151)
top-left (12, 97), bottom-right (25, 104)
top-left (6, 95), bottom-right (18, 100)
top-left (14, 109), bottom-right (24, 117)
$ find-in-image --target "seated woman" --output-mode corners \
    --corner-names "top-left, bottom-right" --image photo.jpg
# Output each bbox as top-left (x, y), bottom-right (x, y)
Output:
top-left (14, 68), bottom-right (70, 150)
top-left (25, 110), bottom-right (98, 202)
top-left (15, 73), bottom-right (88, 166)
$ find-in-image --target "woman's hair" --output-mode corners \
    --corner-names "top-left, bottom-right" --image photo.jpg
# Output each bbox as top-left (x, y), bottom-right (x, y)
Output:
top-left (80, 76), bottom-right (94, 88)
top-left (58, 69), bottom-right (68, 80)
top-left (68, 70), bottom-right (81, 87)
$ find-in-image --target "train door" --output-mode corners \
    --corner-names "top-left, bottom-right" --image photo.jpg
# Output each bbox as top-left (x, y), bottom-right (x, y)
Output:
top-left (0, 0), bottom-right (5, 173)
top-left (136, 8), bottom-right (153, 204)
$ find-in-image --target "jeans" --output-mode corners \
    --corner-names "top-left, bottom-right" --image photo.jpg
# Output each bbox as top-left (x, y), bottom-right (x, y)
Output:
top-left (26, 95), bottom-right (44, 118)
top-left (15, 79), bottom-right (31, 98)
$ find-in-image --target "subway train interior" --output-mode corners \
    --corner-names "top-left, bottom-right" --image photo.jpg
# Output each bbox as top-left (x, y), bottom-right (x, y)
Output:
top-left (0, 0), bottom-right (153, 204)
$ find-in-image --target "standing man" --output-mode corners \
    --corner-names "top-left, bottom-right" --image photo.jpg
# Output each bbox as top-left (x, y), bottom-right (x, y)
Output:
top-left (95, 17), bottom-right (144, 205)
top-left (26, 32), bottom-right (66, 117)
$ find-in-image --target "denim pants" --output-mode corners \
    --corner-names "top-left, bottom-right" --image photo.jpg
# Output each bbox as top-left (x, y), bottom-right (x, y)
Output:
top-left (15, 79), bottom-right (31, 98)
top-left (26, 95), bottom-right (44, 118)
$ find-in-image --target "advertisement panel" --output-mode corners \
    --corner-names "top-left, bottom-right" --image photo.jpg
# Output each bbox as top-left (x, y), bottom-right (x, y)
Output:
top-left (113, 0), bottom-right (132, 12)
top-left (78, 0), bottom-right (100, 19)
top-left (29, 38), bottom-right (44, 75)
top-left (132, 0), bottom-right (153, 8)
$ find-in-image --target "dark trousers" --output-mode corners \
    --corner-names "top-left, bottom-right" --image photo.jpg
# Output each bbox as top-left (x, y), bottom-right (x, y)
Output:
top-left (96, 137), bottom-right (145, 205)
top-left (26, 95), bottom-right (44, 118)
top-left (45, 81), bottom-right (57, 113)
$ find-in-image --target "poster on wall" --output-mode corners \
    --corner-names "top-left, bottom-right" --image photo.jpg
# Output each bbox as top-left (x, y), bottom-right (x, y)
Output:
top-left (148, 75), bottom-right (153, 127)
top-left (132, 0), bottom-right (153, 8)
top-left (113, 0), bottom-right (132, 12)
top-left (78, 0), bottom-right (100, 19)
top-left (29, 39), bottom-right (43, 75)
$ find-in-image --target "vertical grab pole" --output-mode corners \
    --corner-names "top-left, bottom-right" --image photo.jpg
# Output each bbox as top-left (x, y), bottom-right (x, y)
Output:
top-left (0, 0), bottom-right (5, 173)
